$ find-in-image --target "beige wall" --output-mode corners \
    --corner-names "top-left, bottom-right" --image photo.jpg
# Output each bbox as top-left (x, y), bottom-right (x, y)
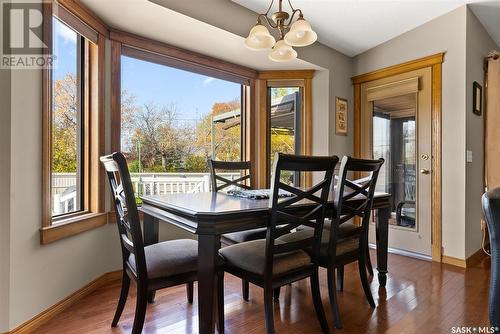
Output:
top-left (7, 51), bottom-right (121, 330)
top-left (353, 6), bottom-right (468, 259)
top-left (0, 67), bottom-right (11, 332)
top-left (465, 8), bottom-right (499, 258)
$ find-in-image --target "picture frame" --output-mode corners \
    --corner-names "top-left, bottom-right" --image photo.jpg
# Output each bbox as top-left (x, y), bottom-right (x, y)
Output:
top-left (473, 81), bottom-right (482, 116)
top-left (335, 97), bottom-right (348, 135)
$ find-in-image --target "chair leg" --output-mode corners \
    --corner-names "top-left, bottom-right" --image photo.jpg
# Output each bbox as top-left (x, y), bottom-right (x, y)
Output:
top-left (366, 248), bottom-right (374, 276)
top-left (359, 254), bottom-right (376, 308)
top-left (263, 286), bottom-right (275, 334)
top-left (111, 271), bottom-right (130, 327)
top-left (327, 265), bottom-right (342, 329)
top-left (310, 272), bottom-right (330, 333)
top-left (186, 282), bottom-right (194, 304)
top-left (242, 279), bottom-right (249, 301)
top-left (132, 284), bottom-right (148, 334)
top-left (217, 271), bottom-right (225, 334)
top-left (273, 287), bottom-right (280, 302)
top-left (336, 266), bottom-right (344, 291)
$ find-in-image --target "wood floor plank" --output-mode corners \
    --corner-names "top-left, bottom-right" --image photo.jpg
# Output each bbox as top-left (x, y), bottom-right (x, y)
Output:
top-left (35, 251), bottom-right (491, 333)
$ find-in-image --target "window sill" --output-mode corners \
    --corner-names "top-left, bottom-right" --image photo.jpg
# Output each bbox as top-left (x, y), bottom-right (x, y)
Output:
top-left (40, 212), bottom-right (108, 245)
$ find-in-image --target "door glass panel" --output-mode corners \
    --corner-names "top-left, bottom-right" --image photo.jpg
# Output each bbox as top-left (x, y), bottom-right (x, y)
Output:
top-left (268, 87), bottom-right (301, 185)
top-left (372, 93), bottom-right (417, 230)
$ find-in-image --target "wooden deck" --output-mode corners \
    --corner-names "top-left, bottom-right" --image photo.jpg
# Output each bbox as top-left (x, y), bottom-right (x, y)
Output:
top-left (36, 251), bottom-right (491, 333)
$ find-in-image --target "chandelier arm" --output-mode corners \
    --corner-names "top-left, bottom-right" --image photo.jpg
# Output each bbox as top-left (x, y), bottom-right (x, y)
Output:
top-left (260, 14), bottom-right (279, 29)
top-left (264, 0), bottom-right (275, 16)
top-left (286, 0), bottom-right (297, 12)
top-left (284, 8), bottom-right (302, 28)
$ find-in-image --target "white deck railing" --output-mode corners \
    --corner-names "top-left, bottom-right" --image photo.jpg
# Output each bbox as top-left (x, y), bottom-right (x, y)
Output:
top-left (52, 172), bottom-right (239, 215)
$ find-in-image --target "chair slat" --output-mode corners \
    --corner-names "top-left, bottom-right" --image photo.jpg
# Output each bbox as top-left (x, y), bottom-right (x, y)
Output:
top-left (209, 159), bottom-right (252, 192)
top-left (100, 153), bottom-right (147, 279)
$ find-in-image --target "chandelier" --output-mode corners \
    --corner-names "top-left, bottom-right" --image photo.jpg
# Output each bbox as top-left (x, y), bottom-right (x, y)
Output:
top-left (245, 0), bottom-right (317, 62)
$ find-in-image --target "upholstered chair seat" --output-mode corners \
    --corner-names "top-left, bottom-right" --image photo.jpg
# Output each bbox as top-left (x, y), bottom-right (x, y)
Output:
top-left (219, 239), bottom-right (312, 276)
top-left (222, 228), bottom-right (268, 244)
top-left (277, 229), bottom-right (359, 260)
top-left (128, 239), bottom-right (198, 279)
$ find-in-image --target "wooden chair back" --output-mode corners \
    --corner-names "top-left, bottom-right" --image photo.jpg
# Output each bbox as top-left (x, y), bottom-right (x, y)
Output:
top-left (267, 153), bottom-right (339, 277)
top-left (208, 159), bottom-right (252, 192)
top-left (101, 152), bottom-right (147, 279)
top-left (329, 156), bottom-right (384, 258)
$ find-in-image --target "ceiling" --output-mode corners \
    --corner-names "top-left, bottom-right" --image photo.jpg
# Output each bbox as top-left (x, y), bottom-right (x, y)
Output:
top-left (469, 1), bottom-right (500, 48)
top-left (232, 0), bottom-right (500, 56)
top-left (80, 0), bottom-right (318, 71)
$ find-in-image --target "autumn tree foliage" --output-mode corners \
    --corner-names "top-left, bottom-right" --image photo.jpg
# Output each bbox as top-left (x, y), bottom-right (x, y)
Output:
top-left (52, 74), bottom-right (78, 173)
top-left (121, 96), bottom-right (241, 172)
top-left (194, 99), bottom-right (241, 167)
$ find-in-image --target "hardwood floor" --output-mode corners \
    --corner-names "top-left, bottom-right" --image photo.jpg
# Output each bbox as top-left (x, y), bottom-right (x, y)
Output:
top-left (36, 251), bottom-right (491, 333)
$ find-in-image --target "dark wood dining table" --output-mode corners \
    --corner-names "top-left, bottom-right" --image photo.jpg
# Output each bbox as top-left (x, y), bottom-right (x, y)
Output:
top-left (140, 191), bottom-right (391, 334)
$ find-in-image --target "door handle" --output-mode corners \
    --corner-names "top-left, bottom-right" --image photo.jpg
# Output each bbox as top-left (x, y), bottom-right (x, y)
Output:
top-left (420, 168), bottom-right (430, 175)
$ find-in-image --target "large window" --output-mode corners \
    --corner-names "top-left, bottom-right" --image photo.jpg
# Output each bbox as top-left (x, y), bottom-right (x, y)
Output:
top-left (41, 2), bottom-right (105, 244)
top-left (120, 54), bottom-right (245, 197)
top-left (51, 17), bottom-right (84, 216)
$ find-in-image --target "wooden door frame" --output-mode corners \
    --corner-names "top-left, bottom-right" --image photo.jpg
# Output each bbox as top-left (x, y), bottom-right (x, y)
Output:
top-left (352, 53), bottom-right (444, 262)
top-left (255, 70), bottom-right (314, 189)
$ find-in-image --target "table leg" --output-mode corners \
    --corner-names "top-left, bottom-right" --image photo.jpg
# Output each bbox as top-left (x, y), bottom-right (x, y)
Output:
top-left (143, 213), bottom-right (159, 302)
top-left (375, 207), bottom-right (390, 287)
top-left (198, 234), bottom-right (220, 334)
top-left (143, 213), bottom-right (159, 246)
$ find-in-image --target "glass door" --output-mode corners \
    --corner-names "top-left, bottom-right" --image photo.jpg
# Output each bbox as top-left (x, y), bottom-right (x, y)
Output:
top-left (362, 68), bottom-right (433, 257)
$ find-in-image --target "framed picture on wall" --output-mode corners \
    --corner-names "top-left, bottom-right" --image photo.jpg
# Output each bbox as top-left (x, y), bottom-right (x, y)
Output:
top-left (335, 97), bottom-right (348, 135)
top-left (473, 81), bottom-right (482, 116)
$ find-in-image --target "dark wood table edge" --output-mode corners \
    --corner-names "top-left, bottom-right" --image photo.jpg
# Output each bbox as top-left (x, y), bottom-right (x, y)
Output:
top-left (139, 192), bottom-right (391, 334)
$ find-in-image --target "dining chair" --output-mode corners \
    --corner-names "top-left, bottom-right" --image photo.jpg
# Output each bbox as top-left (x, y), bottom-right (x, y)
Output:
top-left (208, 159), bottom-right (268, 301)
top-left (101, 152), bottom-right (198, 334)
top-left (217, 153), bottom-right (339, 334)
top-left (278, 156), bottom-right (383, 329)
top-left (482, 188), bottom-right (500, 328)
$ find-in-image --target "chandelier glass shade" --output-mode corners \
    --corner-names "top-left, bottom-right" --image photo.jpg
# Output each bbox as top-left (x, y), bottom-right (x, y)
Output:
top-left (284, 18), bottom-right (317, 47)
top-left (244, 24), bottom-right (276, 50)
top-left (244, 0), bottom-right (317, 62)
top-left (268, 40), bottom-right (297, 62)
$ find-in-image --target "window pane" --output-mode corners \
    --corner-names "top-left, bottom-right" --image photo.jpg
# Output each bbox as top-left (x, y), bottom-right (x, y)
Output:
top-left (51, 17), bottom-right (83, 216)
top-left (120, 55), bottom-right (242, 198)
top-left (269, 87), bottom-right (300, 185)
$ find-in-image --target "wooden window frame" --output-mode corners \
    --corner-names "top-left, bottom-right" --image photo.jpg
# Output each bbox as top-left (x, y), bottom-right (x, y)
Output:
top-left (41, 0), bottom-right (108, 244)
top-left (255, 70), bottom-right (314, 188)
